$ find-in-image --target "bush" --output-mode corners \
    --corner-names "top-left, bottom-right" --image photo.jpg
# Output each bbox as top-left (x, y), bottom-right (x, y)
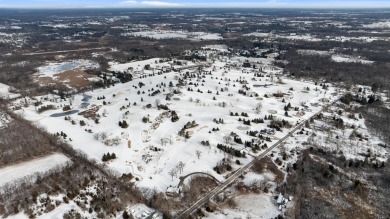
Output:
top-left (142, 116), bottom-right (149, 123)
top-left (119, 120), bottom-right (129, 128)
top-left (63, 105), bottom-right (71, 111)
top-left (37, 105), bottom-right (56, 113)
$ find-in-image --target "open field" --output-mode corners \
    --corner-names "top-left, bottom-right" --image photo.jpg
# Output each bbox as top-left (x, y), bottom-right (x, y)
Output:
top-left (0, 153), bottom-right (70, 188)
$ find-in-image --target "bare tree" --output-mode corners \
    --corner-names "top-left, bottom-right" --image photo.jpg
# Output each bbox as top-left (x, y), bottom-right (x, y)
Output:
top-left (223, 135), bottom-right (232, 145)
top-left (155, 99), bottom-right (161, 107)
top-left (177, 161), bottom-right (186, 174)
top-left (169, 169), bottom-right (176, 181)
top-left (255, 102), bottom-right (262, 114)
top-left (100, 132), bottom-right (108, 140)
top-left (93, 133), bottom-right (100, 140)
top-left (196, 150), bottom-right (202, 159)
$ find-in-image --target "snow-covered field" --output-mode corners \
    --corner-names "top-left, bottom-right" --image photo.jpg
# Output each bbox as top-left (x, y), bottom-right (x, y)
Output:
top-left (205, 194), bottom-right (279, 219)
top-left (109, 58), bottom-right (170, 72)
top-left (297, 49), bottom-right (333, 56)
top-left (12, 57), bottom-right (339, 193)
top-left (0, 83), bottom-right (20, 100)
top-left (244, 32), bottom-right (388, 43)
top-left (124, 30), bottom-right (223, 40)
top-left (0, 153), bottom-right (70, 188)
top-left (331, 54), bottom-right (374, 64)
top-left (36, 60), bottom-right (99, 77)
top-left (363, 21), bottom-right (390, 29)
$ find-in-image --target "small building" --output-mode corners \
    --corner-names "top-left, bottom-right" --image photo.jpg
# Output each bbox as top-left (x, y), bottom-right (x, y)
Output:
top-left (166, 186), bottom-right (180, 197)
top-left (276, 193), bottom-right (284, 206)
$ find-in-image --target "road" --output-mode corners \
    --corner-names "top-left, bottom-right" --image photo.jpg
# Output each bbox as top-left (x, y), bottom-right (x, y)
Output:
top-left (21, 47), bottom-right (109, 56)
top-left (175, 99), bottom-right (338, 219)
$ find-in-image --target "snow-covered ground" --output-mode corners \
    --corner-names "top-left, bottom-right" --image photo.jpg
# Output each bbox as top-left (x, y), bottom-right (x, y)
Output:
top-left (12, 56), bottom-right (339, 194)
top-left (36, 60), bottom-right (99, 77)
top-left (363, 21), bottom-right (390, 29)
top-left (331, 54), bottom-right (374, 64)
top-left (0, 153), bottom-right (71, 188)
top-left (123, 30), bottom-right (223, 40)
top-left (109, 58), bottom-right (170, 72)
top-left (0, 83), bottom-right (20, 99)
top-left (244, 32), bottom-right (388, 43)
top-left (297, 49), bottom-right (333, 56)
top-left (4, 203), bottom-right (162, 219)
top-left (205, 194), bottom-right (279, 219)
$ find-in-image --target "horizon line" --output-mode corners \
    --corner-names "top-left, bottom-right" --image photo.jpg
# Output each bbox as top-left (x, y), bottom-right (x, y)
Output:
top-left (1, 6), bottom-right (390, 9)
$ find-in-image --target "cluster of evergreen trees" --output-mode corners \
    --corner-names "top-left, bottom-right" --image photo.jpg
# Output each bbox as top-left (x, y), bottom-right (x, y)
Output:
top-left (171, 111), bottom-right (179, 122)
top-left (55, 131), bottom-right (68, 139)
top-left (102, 152), bottom-right (116, 162)
top-left (341, 92), bottom-right (379, 105)
top-left (239, 118), bottom-right (251, 125)
top-left (37, 104), bottom-right (55, 113)
top-left (230, 112), bottom-right (249, 117)
top-left (251, 118), bottom-right (265, 123)
top-left (213, 118), bottom-right (224, 124)
top-left (217, 144), bottom-right (245, 157)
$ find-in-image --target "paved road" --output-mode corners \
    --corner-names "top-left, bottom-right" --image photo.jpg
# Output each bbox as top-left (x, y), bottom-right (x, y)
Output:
top-left (175, 99), bottom-right (338, 219)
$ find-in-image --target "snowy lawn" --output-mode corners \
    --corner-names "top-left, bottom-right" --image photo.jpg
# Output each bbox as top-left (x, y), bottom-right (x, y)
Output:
top-left (0, 153), bottom-right (71, 188)
top-left (13, 57), bottom-right (339, 192)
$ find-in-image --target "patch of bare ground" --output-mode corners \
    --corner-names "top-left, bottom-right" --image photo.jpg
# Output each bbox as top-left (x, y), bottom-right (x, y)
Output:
top-left (54, 69), bottom-right (97, 89)
top-left (183, 176), bottom-right (218, 204)
top-left (78, 106), bottom-right (101, 121)
top-left (252, 156), bottom-right (284, 184)
top-left (36, 69), bottom-right (97, 91)
top-left (149, 175), bottom-right (219, 218)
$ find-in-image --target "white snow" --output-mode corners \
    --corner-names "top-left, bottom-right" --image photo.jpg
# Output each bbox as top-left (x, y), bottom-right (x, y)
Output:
top-left (297, 49), bottom-right (333, 56)
top-left (109, 58), bottom-right (167, 72)
top-left (11, 50), bottom-right (340, 194)
top-left (205, 194), bottom-right (279, 219)
top-left (124, 30), bottom-right (223, 41)
top-left (331, 55), bottom-right (374, 64)
top-left (0, 153), bottom-right (71, 188)
top-left (363, 21), bottom-right (390, 29)
top-left (36, 60), bottom-right (99, 77)
top-left (0, 83), bottom-right (20, 100)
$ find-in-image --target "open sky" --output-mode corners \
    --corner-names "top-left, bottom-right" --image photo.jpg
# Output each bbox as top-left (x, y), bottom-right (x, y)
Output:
top-left (0, 0), bottom-right (389, 8)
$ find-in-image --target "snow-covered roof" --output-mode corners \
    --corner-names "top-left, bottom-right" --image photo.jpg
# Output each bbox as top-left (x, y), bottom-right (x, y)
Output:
top-left (276, 193), bottom-right (284, 204)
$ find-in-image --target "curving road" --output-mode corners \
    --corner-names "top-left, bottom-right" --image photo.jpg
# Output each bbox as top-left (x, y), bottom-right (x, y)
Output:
top-left (175, 99), bottom-right (339, 219)
top-left (178, 172), bottom-right (221, 188)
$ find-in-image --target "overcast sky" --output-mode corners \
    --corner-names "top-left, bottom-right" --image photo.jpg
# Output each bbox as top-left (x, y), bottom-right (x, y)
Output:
top-left (0, 0), bottom-right (389, 8)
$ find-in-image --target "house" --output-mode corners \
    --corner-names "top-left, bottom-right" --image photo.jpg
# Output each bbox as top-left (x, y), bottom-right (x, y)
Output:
top-left (276, 193), bottom-right (284, 206)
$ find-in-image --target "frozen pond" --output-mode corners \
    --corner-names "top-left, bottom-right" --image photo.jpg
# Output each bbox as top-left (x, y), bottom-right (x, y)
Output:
top-left (50, 110), bottom-right (79, 117)
top-left (253, 84), bottom-right (273, 87)
top-left (237, 126), bottom-right (250, 130)
top-left (80, 94), bottom-right (92, 108)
